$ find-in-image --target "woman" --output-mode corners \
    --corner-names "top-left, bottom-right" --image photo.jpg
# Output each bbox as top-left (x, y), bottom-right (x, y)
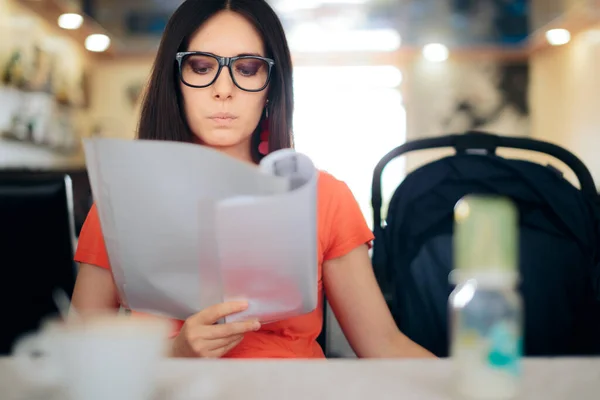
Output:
top-left (72, 0), bottom-right (434, 359)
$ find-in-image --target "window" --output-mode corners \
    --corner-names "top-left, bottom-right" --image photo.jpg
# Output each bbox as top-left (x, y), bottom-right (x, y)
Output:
top-left (293, 66), bottom-right (406, 227)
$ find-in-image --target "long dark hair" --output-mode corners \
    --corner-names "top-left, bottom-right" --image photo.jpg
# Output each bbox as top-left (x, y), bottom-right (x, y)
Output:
top-left (137, 0), bottom-right (294, 163)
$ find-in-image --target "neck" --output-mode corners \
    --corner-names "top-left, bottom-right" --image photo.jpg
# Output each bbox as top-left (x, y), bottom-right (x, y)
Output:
top-left (216, 144), bottom-right (254, 165)
top-left (192, 136), bottom-right (255, 165)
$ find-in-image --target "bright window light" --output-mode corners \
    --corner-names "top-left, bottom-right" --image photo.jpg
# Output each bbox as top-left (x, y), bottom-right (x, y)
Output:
top-left (85, 34), bottom-right (111, 52)
top-left (293, 66), bottom-right (402, 88)
top-left (58, 13), bottom-right (83, 30)
top-left (423, 43), bottom-right (449, 62)
top-left (293, 66), bottom-right (406, 226)
top-left (546, 29), bottom-right (571, 46)
top-left (275, 0), bottom-right (369, 13)
top-left (288, 25), bottom-right (401, 53)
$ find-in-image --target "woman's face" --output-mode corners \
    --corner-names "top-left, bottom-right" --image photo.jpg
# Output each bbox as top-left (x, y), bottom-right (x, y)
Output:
top-left (181, 11), bottom-right (269, 161)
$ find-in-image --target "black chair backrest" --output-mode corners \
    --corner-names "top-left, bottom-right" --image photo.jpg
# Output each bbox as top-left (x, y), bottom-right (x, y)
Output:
top-left (0, 174), bottom-right (77, 354)
top-left (372, 131), bottom-right (600, 231)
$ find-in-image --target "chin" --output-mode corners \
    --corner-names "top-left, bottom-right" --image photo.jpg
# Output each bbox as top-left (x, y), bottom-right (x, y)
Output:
top-left (195, 137), bottom-right (245, 149)
top-left (195, 129), bottom-right (249, 147)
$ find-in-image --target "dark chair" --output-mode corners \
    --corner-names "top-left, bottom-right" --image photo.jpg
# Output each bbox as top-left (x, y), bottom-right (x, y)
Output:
top-left (0, 174), bottom-right (78, 354)
top-left (371, 131), bottom-right (600, 357)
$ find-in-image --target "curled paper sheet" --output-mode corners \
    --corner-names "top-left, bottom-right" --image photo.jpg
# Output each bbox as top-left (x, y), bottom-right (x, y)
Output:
top-left (83, 139), bottom-right (318, 323)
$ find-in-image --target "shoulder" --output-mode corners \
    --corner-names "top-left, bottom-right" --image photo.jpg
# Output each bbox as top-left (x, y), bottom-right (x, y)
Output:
top-left (317, 170), bottom-right (350, 197)
top-left (317, 170), bottom-right (355, 211)
top-left (316, 169), bottom-right (360, 223)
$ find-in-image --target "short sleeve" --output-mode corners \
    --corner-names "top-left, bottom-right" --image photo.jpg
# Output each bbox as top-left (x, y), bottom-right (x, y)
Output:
top-left (74, 204), bottom-right (111, 269)
top-left (321, 175), bottom-right (374, 261)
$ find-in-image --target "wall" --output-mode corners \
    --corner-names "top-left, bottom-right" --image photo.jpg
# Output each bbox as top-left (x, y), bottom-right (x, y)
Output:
top-left (401, 54), bottom-right (531, 174)
top-left (530, 25), bottom-right (600, 186)
top-left (86, 58), bottom-right (153, 140)
top-left (402, 30), bottom-right (600, 190)
top-left (406, 58), bottom-right (530, 140)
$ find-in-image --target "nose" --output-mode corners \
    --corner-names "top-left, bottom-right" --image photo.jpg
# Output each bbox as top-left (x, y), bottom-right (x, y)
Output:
top-left (212, 66), bottom-right (235, 99)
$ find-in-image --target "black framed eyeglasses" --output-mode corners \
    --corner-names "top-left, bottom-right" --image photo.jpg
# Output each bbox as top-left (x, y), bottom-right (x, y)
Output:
top-left (176, 51), bottom-right (275, 92)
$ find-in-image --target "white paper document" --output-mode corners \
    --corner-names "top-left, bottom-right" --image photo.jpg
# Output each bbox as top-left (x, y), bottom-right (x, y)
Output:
top-left (83, 138), bottom-right (318, 323)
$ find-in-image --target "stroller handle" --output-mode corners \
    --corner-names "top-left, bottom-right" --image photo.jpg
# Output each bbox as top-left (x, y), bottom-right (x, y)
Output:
top-left (371, 131), bottom-right (599, 229)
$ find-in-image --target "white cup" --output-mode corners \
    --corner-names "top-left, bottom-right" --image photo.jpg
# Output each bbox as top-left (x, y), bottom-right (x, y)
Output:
top-left (12, 315), bottom-right (171, 400)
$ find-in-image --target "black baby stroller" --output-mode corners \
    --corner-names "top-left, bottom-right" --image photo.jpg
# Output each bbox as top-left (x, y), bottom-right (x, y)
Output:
top-left (371, 131), bottom-right (600, 357)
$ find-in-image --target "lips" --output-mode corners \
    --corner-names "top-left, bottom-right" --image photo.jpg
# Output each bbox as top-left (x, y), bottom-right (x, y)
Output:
top-left (209, 113), bottom-right (238, 120)
top-left (208, 113), bottom-right (237, 127)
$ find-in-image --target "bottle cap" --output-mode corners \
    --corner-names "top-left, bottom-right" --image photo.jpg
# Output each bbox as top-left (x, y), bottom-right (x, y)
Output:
top-left (452, 195), bottom-right (518, 285)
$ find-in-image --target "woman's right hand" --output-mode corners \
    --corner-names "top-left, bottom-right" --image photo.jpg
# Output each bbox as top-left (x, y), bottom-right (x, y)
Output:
top-left (170, 301), bottom-right (261, 358)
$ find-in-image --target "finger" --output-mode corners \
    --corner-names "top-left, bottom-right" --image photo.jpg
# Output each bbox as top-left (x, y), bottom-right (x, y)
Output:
top-left (204, 334), bottom-right (243, 351)
top-left (212, 335), bottom-right (244, 357)
top-left (205, 320), bottom-right (261, 339)
top-left (195, 301), bottom-right (249, 325)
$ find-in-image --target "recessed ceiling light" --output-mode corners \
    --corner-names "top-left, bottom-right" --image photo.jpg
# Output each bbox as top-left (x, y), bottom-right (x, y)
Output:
top-left (423, 43), bottom-right (449, 62)
top-left (85, 34), bottom-right (111, 52)
top-left (546, 28), bottom-right (571, 46)
top-left (58, 13), bottom-right (83, 30)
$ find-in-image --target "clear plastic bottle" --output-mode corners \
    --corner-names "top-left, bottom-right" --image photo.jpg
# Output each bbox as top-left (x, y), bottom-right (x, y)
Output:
top-left (449, 195), bottom-right (523, 400)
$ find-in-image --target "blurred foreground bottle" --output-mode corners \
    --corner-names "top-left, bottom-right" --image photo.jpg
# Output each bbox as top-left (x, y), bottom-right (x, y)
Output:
top-left (449, 195), bottom-right (523, 400)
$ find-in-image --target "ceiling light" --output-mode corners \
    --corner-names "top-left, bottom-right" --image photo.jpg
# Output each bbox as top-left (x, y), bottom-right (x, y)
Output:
top-left (423, 43), bottom-right (449, 62)
top-left (545, 29), bottom-right (571, 46)
top-left (58, 13), bottom-right (83, 30)
top-left (85, 34), bottom-right (111, 52)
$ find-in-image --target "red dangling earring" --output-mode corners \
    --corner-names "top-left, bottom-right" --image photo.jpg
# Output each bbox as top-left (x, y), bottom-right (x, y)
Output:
top-left (258, 103), bottom-right (270, 155)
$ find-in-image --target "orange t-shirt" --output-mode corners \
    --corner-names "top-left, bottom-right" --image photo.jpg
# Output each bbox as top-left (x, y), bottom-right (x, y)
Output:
top-left (74, 171), bottom-right (374, 358)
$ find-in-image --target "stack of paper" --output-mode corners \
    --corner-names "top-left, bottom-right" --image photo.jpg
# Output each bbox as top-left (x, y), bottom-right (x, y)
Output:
top-left (84, 139), bottom-right (318, 323)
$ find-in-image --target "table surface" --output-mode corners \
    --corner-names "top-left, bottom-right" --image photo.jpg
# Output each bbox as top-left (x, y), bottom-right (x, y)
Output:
top-left (1, 357), bottom-right (599, 400)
